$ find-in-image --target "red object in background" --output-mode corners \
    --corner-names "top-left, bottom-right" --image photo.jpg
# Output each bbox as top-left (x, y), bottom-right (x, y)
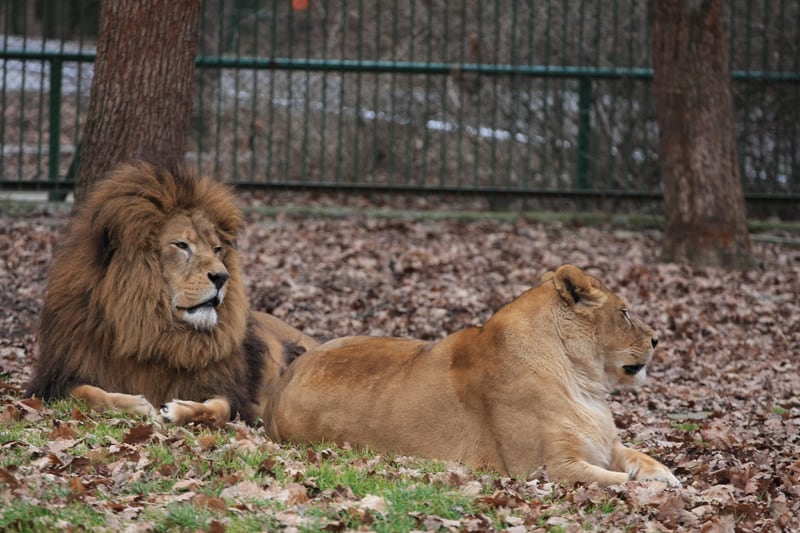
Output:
top-left (292, 0), bottom-right (309, 11)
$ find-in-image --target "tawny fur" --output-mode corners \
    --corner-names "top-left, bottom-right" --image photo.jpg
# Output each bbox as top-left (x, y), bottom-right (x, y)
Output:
top-left (265, 265), bottom-right (679, 486)
top-left (26, 160), bottom-right (318, 424)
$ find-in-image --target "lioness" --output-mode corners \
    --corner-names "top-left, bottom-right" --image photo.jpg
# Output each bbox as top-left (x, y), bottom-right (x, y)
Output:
top-left (265, 264), bottom-right (679, 486)
top-left (26, 160), bottom-right (318, 425)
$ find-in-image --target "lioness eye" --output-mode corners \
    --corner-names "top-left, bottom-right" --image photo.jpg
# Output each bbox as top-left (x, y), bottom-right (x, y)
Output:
top-left (621, 309), bottom-right (632, 322)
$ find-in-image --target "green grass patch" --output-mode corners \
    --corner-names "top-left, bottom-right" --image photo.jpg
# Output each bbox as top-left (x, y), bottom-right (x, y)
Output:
top-left (670, 421), bottom-right (700, 433)
top-left (0, 499), bottom-right (108, 532)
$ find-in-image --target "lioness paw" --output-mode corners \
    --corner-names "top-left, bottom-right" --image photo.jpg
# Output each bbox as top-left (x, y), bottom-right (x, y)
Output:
top-left (635, 469), bottom-right (681, 487)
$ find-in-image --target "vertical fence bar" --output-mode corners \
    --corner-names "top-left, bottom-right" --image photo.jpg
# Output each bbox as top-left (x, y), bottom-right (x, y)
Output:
top-left (472, 0), bottom-right (483, 188)
top-left (421, 0), bottom-right (434, 187)
top-left (334, 0), bottom-right (347, 184)
top-left (36, 0), bottom-right (50, 182)
top-left (17, 2), bottom-right (28, 180)
top-left (523, 3), bottom-right (536, 189)
top-left (402, 0), bottom-right (416, 186)
top-left (576, 76), bottom-right (591, 191)
top-left (438, 2), bottom-right (449, 188)
top-left (212, 1), bottom-right (225, 177)
top-left (48, 59), bottom-right (62, 187)
top-left (794, 0), bottom-right (800, 192)
top-left (248, 0), bottom-right (260, 181)
top-left (370, 0), bottom-right (382, 184)
top-left (454, 0), bottom-right (467, 188)
top-left (231, 5), bottom-right (242, 181)
top-left (0, 11), bottom-right (6, 177)
top-left (319, 3), bottom-right (330, 182)
top-left (300, 0), bottom-right (312, 183)
top-left (760, 0), bottom-right (770, 190)
top-left (282, 5), bottom-right (295, 182)
top-left (70, 0), bottom-right (88, 188)
top-left (387, 0), bottom-right (399, 185)
top-left (743, 0), bottom-right (753, 190)
top-left (507, 1), bottom-right (519, 189)
top-left (352, 0), bottom-right (364, 185)
top-left (488, 0), bottom-right (501, 191)
top-left (557, 0), bottom-right (568, 187)
top-left (542, 0), bottom-right (553, 188)
top-left (774, 0), bottom-right (786, 188)
top-left (266, 0), bottom-right (278, 182)
top-left (194, 2), bottom-right (207, 174)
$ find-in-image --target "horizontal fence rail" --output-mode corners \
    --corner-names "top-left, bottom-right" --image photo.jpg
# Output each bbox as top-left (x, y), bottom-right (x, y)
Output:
top-left (0, 0), bottom-right (798, 215)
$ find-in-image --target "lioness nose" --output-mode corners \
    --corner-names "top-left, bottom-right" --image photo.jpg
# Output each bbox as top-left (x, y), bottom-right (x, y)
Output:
top-left (208, 271), bottom-right (229, 289)
top-left (651, 337), bottom-right (659, 349)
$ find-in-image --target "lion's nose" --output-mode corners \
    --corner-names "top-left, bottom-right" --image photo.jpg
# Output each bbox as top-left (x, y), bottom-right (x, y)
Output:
top-left (651, 337), bottom-right (659, 349)
top-left (208, 271), bottom-right (229, 290)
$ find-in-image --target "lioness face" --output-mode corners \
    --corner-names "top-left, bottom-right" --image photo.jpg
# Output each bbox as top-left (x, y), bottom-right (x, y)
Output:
top-left (159, 213), bottom-right (231, 331)
top-left (596, 291), bottom-right (658, 391)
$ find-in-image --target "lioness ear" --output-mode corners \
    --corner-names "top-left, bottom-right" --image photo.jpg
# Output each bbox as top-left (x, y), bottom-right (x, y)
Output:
top-left (551, 264), bottom-right (606, 307)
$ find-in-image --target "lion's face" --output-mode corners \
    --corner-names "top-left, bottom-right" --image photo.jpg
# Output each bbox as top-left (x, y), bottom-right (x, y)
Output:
top-left (546, 265), bottom-right (658, 392)
top-left (594, 291), bottom-right (658, 391)
top-left (159, 212), bottom-right (232, 331)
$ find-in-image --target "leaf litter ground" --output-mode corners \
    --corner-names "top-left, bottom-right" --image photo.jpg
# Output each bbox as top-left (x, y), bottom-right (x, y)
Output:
top-left (1, 207), bottom-right (799, 532)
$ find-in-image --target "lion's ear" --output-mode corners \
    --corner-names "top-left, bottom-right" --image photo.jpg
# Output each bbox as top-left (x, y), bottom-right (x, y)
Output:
top-left (552, 264), bottom-right (606, 308)
top-left (93, 226), bottom-right (117, 268)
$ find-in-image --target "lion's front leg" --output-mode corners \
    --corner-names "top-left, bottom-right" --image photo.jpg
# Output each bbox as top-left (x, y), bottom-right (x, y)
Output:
top-left (157, 397), bottom-right (231, 426)
top-left (71, 384), bottom-right (157, 417)
top-left (610, 441), bottom-right (680, 486)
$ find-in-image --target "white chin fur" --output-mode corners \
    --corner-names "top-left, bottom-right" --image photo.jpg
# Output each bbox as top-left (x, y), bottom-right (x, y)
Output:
top-left (181, 307), bottom-right (219, 330)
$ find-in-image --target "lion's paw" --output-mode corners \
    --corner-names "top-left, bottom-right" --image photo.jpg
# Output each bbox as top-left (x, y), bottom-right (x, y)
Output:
top-left (115, 393), bottom-right (158, 418)
top-left (157, 400), bottom-right (189, 425)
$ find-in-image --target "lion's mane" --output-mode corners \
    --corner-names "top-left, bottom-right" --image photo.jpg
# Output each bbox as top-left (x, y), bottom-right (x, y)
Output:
top-left (26, 160), bottom-right (265, 422)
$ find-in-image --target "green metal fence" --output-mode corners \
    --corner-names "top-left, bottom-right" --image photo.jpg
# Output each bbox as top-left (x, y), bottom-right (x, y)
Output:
top-left (1, 1), bottom-right (798, 212)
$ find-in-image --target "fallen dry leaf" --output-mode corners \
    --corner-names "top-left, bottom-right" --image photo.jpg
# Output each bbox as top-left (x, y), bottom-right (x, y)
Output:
top-left (123, 424), bottom-right (154, 445)
top-left (358, 494), bottom-right (389, 514)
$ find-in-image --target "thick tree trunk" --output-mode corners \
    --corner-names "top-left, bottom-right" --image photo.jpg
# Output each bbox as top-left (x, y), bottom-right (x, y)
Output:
top-left (651, 0), bottom-right (753, 268)
top-left (74, 0), bottom-right (202, 204)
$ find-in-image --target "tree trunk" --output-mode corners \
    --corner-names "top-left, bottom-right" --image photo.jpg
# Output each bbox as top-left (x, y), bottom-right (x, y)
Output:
top-left (651, 0), bottom-right (753, 268)
top-left (74, 0), bottom-right (202, 204)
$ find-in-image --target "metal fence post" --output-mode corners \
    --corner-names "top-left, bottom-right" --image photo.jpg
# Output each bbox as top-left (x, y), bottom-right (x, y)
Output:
top-left (48, 57), bottom-right (66, 201)
top-left (576, 76), bottom-right (592, 193)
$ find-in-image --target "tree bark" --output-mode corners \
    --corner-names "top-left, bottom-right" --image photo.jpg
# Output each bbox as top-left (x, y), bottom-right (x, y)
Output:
top-left (74, 0), bottom-right (202, 204)
top-left (651, 0), bottom-right (753, 268)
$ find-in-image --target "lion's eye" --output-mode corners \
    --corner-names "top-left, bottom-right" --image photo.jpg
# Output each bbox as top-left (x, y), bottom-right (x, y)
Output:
top-left (213, 245), bottom-right (223, 256)
top-left (621, 309), bottom-right (632, 323)
top-left (174, 241), bottom-right (191, 252)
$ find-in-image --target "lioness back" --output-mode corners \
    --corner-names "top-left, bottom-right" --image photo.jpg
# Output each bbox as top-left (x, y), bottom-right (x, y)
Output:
top-left (265, 265), bottom-right (679, 487)
top-left (265, 333), bottom-right (506, 470)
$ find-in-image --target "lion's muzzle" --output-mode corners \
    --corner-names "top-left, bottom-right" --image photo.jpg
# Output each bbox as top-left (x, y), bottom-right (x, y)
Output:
top-left (622, 364), bottom-right (646, 376)
top-left (182, 295), bottom-right (222, 314)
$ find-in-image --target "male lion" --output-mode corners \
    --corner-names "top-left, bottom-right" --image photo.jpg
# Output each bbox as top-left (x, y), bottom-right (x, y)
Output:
top-left (265, 264), bottom-right (679, 486)
top-left (26, 160), bottom-right (318, 425)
